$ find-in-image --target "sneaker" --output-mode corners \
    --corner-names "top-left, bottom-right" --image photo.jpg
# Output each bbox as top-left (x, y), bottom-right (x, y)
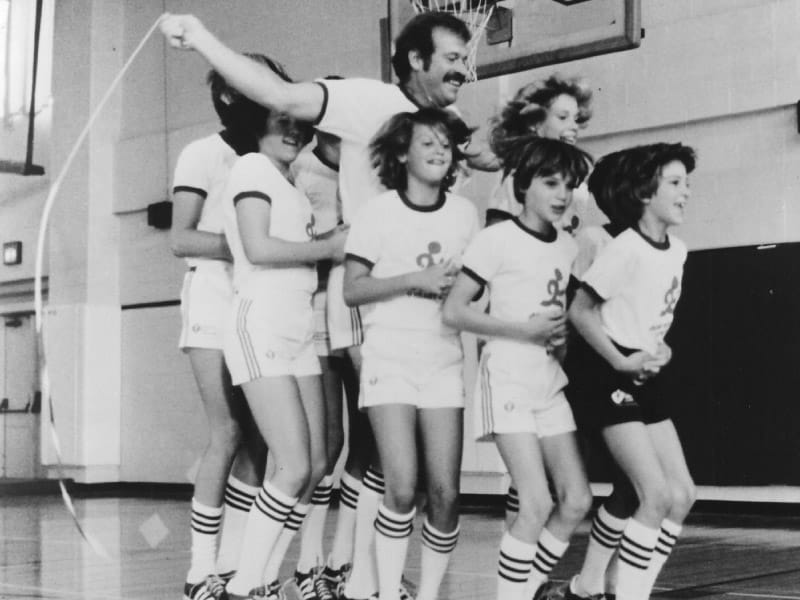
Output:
top-left (226, 584), bottom-right (269, 600)
top-left (295, 570), bottom-right (320, 600)
top-left (399, 576), bottom-right (416, 600)
top-left (317, 564), bottom-right (350, 600)
top-left (184, 574), bottom-right (227, 600)
top-left (219, 571), bottom-right (237, 584)
top-left (537, 579), bottom-right (604, 600)
top-left (533, 581), bottom-right (559, 600)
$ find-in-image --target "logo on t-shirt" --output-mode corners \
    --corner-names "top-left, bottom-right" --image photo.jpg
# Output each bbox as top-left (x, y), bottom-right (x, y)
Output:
top-left (306, 214), bottom-right (317, 240)
top-left (541, 268), bottom-right (567, 310)
top-left (416, 241), bottom-right (443, 268)
top-left (610, 389), bottom-right (636, 406)
top-left (660, 276), bottom-right (680, 316)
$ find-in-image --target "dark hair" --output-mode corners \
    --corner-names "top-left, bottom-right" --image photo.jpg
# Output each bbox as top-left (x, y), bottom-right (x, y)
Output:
top-left (207, 54), bottom-right (298, 153)
top-left (490, 74), bottom-right (593, 168)
top-left (391, 12), bottom-right (471, 84)
top-left (588, 143), bottom-right (696, 227)
top-left (510, 137), bottom-right (593, 204)
top-left (370, 108), bottom-right (473, 193)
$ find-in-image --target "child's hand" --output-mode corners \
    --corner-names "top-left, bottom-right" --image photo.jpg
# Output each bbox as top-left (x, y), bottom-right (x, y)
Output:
top-left (328, 225), bottom-right (350, 263)
top-left (412, 262), bottom-right (456, 298)
top-left (616, 351), bottom-right (658, 383)
top-left (521, 311), bottom-right (567, 347)
top-left (160, 14), bottom-right (208, 50)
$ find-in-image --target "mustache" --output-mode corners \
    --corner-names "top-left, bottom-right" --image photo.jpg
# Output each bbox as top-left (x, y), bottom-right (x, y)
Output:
top-left (444, 72), bottom-right (466, 85)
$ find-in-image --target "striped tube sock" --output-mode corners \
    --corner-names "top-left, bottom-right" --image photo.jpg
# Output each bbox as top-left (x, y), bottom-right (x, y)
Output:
top-left (262, 503), bottom-right (310, 584)
top-left (297, 476), bottom-right (334, 572)
top-left (506, 485), bottom-right (520, 514)
top-left (616, 518), bottom-right (659, 600)
top-left (525, 528), bottom-right (569, 597)
top-left (374, 504), bottom-right (415, 600)
top-left (416, 519), bottom-right (460, 600)
top-left (226, 481), bottom-right (297, 596)
top-left (576, 505), bottom-right (628, 596)
top-left (641, 519), bottom-right (682, 596)
top-left (342, 467), bottom-right (384, 599)
top-left (327, 471), bottom-right (361, 569)
top-left (186, 499), bottom-right (223, 583)
top-left (497, 532), bottom-right (536, 600)
top-left (216, 476), bottom-right (258, 576)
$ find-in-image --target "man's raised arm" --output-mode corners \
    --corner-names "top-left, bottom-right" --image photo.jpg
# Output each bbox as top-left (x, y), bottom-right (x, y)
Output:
top-left (161, 14), bottom-right (325, 122)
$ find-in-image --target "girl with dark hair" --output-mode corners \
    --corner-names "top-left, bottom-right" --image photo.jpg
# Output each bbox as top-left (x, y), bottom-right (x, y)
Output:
top-left (563, 143), bottom-right (697, 600)
top-left (443, 137), bottom-right (593, 600)
top-left (342, 108), bottom-right (479, 600)
top-left (171, 54), bottom-right (284, 600)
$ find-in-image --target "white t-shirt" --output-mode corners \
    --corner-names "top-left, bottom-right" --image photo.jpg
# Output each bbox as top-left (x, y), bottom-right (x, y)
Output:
top-left (172, 133), bottom-right (239, 267)
top-left (345, 190), bottom-right (479, 336)
top-left (315, 78), bottom-right (425, 224)
top-left (487, 174), bottom-right (590, 236)
top-left (222, 153), bottom-right (317, 297)
top-left (582, 227), bottom-right (687, 355)
top-left (462, 218), bottom-right (577, 393)
top-left (291, 147), bottom-right (341, 235)
top-left (573, 224), bottom-right (615, 279)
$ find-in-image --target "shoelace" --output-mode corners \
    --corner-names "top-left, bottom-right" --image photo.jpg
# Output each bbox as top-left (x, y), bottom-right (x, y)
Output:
top-left (313, 573), bottom-right (336, 600)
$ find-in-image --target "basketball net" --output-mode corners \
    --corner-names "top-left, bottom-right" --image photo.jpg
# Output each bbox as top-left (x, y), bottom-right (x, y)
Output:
top-left (409, 0), bottom-right (494, 81)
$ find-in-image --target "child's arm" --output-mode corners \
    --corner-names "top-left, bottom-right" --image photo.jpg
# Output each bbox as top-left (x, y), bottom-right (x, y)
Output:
top-left (237, 197), bottom-right (347, 266)
top-left (343, 258), bottom-right (455, 307)
top-left (568, 287), bottom-right (655, 380)
top-left (170, 190), bottom-right (232, 261)
top-left (442, 273), bottom-right (566, 345)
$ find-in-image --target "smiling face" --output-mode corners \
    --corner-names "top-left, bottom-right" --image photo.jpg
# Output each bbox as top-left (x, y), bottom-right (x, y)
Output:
top-left (536, 93), bottom-right (581, 144)
top-left (522, 172), bottom-right (574, 231)
top-left (643, 160), bottom-right (691, 228)
top-left (259, 112), bottom-right (306, 168)
top-left (402, 123), bottom-right (453, 187)
top-left (414, 27), bottom-right (469, 107)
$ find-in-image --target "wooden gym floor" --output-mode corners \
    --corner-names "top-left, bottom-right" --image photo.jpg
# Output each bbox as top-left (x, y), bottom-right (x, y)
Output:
top-left (1, 492), bottom-right (799, 599)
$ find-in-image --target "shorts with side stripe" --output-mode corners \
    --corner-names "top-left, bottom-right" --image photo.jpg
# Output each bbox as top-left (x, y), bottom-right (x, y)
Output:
top-left (473, 345), bottom-right (575, 441)
top-left (313, 288), bottom-right (332, 357)
top-left (360, 329), bottom-right (464, 410)
top-left (327, 264), bottom-right (363, 351)
top-left (224, 291), bottom-right (320, 385)
top-left (178, 262), bottom-right (233, 351)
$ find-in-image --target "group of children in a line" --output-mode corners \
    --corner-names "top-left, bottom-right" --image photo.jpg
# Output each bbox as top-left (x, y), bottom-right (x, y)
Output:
top-left (164, 10), bottom-right (696, 600)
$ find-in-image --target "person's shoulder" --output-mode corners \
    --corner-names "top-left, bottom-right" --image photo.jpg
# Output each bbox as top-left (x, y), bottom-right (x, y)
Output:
top-left (325, 77), bottom-right (397, 97)
top-left (445, 192), bottom-right (478, 215)
top-left (178, 133), bottom-right (220, 159)
top-left (669, 234), bottom-right (688, 255)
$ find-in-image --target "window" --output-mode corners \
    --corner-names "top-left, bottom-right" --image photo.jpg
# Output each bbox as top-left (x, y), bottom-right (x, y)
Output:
top-left (0, 0), bottom-right (53, 123)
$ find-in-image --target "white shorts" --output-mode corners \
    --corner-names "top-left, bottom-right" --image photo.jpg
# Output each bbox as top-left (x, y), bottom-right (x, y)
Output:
top-left (224, 292), bottom-right (320, 385)
top-left (326, 265), bottom-right (363, 351)
top-left (473, 349), bottom-right (575, 441)
top-left (178, 263), bottom-right (233, 351)
top-left (313, 289), bottom-right (332, 357)
top-left (360, 329), bottom-right (464, 410)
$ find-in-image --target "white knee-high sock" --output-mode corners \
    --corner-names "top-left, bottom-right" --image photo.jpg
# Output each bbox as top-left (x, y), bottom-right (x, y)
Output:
top-left (525, 528), bottom-right (569, 597)
top-left (641, 519), bottom-right (682, 596)
top-left (342, 467), bottom-right (384, 599)
top-left (216, 476), bottom-right (258, 576)
top-left (297, 476), bottom-right (334, 572)
top-left (262, 503), bottom-right (310, 584)
top-left (226, 481), bottom-right (297, 596)
top-left (497, 532), bottom-right (536, 600)
top-left (416, 518), bottom-right (459, 600)
top-left (186, 498), bottom-right (223, 583)
top-left (328, 471), bottom-right (361, 569)
top-left (374, 504), bottom-right (415, 600)
top-left (576, 505), bottom-right (628, 596)
top-left (615, 519), bottom-right (659, 600)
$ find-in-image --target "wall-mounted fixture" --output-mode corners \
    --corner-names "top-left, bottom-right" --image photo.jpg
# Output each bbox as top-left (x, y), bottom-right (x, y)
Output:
top-left (147, 201), bottom-right (172, 230)
top-left (3, 241), bottom-right (22, 266)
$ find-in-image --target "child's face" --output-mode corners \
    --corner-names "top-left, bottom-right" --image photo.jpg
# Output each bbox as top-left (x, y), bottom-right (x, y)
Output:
top-left (536, 94), bottom-right (580, 144)
top-left (403, 124), bottom-right (453, 186)
top-left (260, 112), bottom-right (306, 165)
top-left (644, 160), bottom-right (690, 227)
top-left (523, 172), bottom-right (573, 224)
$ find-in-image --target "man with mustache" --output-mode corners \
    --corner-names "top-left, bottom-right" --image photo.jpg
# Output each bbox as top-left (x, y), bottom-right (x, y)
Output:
top-left (161, 10), bottom-right (490, 600)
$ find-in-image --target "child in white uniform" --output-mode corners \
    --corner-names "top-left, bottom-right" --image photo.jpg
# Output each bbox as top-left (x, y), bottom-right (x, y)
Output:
top-left (171, 55), bottom-right (270, 600)
top-left (564, 143), bottom-right (698, 600)
top-left (343, 108), bottom-right (478, 600)
top-left (443, 137), bottom-right (593, 600)
top-left (219, 58), bottom-right (348, 600)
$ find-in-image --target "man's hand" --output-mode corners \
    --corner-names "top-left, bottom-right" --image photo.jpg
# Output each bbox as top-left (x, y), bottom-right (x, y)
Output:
top-left (160, 14), bottom-right (209, 50)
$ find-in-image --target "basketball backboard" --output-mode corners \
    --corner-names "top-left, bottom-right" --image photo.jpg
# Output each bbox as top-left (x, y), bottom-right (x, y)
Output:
top-left (387, 0), bottom-right (641, 80)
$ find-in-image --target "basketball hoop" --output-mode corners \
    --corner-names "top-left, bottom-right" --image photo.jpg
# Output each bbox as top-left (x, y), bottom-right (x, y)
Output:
top-left (409, 0), bottom-right (495, 81)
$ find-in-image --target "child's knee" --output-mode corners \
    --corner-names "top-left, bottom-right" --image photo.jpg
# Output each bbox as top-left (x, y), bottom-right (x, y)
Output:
top-left (670, 478), bottom-right (696, 519)
top-left (518, 492), bottom-right (554, 526)
top-left (557, 484), bottom-right (592, 523)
